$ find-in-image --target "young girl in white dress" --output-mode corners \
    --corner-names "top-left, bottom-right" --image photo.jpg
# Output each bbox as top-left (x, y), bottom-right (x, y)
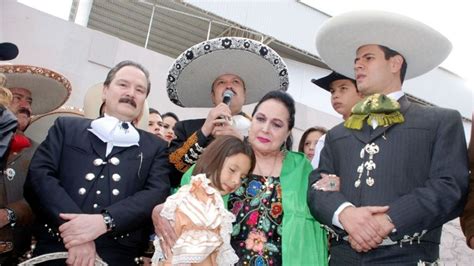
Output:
top-left (152, 135), bottom-right (255, 265)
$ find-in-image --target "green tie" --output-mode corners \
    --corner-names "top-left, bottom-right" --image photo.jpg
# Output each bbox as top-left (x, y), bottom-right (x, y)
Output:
top-left (344, 93), bottom-right (404, 130)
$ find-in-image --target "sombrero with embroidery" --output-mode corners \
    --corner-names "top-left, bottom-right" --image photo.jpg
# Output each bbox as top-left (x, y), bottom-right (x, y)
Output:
top-left (0, 65), bottom-right (71, 115)
top-left (0, 42), bottom-right (19, 61)
top-left (83, 83), bottom-right (150, 130)
top-left (316, 10), bottom-right (452, 80)
top-left (167, 37), bottom-right (289, 107)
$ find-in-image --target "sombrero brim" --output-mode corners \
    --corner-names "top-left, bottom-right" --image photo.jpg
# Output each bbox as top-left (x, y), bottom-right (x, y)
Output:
top-left (316, 10), bottom-right (452, 80)
top-left (311, 72), bottom-right (355, 92)
top-left (0, 65), bottom-right (71, 115)
top-left (83, 83), bottom-right (150, 131)
top-left (25, 106), bottom-right (84, 143)
top-left (0, 42), bottom-right (19, 61)
top-left (167, 37), bottom-right (289, 107)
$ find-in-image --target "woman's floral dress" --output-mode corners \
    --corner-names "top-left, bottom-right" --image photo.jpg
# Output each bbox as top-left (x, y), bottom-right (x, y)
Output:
top-left (229, 174), bottom-right (283, 266)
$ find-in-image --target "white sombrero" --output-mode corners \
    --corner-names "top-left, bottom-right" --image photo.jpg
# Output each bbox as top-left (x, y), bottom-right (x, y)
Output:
top-left (316, 10), bottom-right (452, 80)
top-left (83, 83), bottom-right (149, 130)
top-left (167, 37), bottom-right (289, 107)
top-left (0, 65), bottom-right (71, 115)
top-left (25, 106), bottom-right (84, 144)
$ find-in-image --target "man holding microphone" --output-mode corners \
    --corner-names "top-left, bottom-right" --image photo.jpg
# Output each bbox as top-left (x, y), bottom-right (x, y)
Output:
top-left (166, 37), bottom-right (289, 187)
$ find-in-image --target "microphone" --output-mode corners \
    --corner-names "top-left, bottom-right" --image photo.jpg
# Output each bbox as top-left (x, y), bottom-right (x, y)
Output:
top-left (222, 89), bottom-right (234, 105)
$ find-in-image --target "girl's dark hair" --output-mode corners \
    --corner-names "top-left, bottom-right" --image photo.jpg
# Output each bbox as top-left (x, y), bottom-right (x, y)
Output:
top-left (298, 126), bottom-right (327, 152)
top-left (161, 112), bottom-right (179, 122)
top-left (252, 90), bottom-right (295, 150)
top-left (192, 136), bottom-right (256, 190)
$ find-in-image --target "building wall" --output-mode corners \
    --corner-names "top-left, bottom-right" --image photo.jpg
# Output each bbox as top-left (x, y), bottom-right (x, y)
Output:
top-left (1, 0), bottom-right (350, 150)
top-left (185, 0), bottom-right (472, 120)
top-left (1, 0), bottom-right (471, 146)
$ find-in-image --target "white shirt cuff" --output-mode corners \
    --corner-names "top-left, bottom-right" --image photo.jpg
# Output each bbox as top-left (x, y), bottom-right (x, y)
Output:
top-left (332, 202), bottom-right (354, 229)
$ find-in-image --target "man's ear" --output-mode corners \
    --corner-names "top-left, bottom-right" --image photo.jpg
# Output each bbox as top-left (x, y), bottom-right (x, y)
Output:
top-left (102, 85), bottom-right (108, 102)
top-left (210, 88), bottom-right (217, 105)
top-left (390, 55), bottom-right (404, 74)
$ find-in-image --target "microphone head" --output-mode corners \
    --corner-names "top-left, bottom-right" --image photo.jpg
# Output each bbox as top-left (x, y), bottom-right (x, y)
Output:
top-left (222, 89), bottom-right (234, 105)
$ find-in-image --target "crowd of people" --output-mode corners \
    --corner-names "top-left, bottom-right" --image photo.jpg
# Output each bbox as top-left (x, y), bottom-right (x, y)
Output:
top-left (0, 9), bottom-right (473, 266)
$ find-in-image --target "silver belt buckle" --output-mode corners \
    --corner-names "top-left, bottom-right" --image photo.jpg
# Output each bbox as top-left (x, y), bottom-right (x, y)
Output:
top-left (379, 237), bottom-right (397, 246)
top-left (342, 236), bottom-right (397, 246)
top-left (417, 259), bottom-right (441, 266)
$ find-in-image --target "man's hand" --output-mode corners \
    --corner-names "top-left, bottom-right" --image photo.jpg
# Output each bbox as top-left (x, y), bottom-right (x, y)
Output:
top-left (66, 241), bottom-right (96, 266)
top-left (201, 103), bottom-right (232, 137)
top-left (339, 206), bottom-right (389, 252)
top-left (347, 212), bottom-right (394, 252)
top-left (59, 213), bottom-right (107, 249)
top-left (152, 204), bottom-right (177, 259)
top-left (0, 209), bottom-right (9, 228)
top-left (373, 213), bottom-right (395, 237)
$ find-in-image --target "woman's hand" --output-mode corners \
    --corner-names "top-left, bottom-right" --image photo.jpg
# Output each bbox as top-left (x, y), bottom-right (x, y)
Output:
top-left (152, 204), bottom-right (177, 259)
top-left (312, 173), bottom-right (340, 191)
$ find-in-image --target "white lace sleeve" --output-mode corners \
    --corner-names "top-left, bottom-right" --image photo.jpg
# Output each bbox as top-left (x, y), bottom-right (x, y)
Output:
top-left (151, 235), bottom-right (165, 266)
top-left (215, 196), bottom-right (239, 265)
top-left (160, 184), bottom-right (191, 221)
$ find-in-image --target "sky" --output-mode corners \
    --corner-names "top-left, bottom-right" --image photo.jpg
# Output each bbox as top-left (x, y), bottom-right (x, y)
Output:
top-left (19, 0), bottom-right (473, 88)
top-left (302, 0), bottom-right (473, 88)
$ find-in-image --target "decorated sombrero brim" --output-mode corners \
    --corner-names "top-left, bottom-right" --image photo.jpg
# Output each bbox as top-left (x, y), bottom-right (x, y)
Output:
top-left (25, 106), bottom-right (84, 144)
top-left (0, 65), bottom-right (71, 115)
top-left (311, 72), bottom-right (355, 92)
top-left (316, 10), bottom-right (452, 80)
top-left (167, 37), bottom-right (289, 107)
top-left (0, 42), bottom-right (19, 61)
top-left (83, 83), bottom-right (150, 130)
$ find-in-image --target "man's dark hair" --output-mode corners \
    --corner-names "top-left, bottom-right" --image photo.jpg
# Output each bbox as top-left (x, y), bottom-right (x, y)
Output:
top-left (104, 60), bottom-right (151, 96)
top-left (149, 108), bottom-right (161, 116)
top-left (378, 45), bottom-right (408, 84)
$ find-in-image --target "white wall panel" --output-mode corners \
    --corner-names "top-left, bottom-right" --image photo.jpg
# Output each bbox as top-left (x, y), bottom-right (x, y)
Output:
top-left (184, 0), bottom-right (325, 55)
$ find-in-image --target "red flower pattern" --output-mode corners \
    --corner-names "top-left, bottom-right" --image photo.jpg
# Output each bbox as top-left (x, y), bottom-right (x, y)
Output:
top-left (270, 202), bottom-right (283, 218)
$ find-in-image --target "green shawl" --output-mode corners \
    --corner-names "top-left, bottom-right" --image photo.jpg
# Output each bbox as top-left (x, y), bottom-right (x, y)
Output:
top-left (181, 151), bottom-right (328, 265)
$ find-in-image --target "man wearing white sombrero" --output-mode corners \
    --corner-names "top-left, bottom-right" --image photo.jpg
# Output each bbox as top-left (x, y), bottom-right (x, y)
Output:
top-left (166, 37), bottom-right (289, 187)
top-left (0, 63), bottom-right (71, 264)
top-left (24, 61), bottom-right (171, 265)
top-left (307, 11), bottom-right (469, 264)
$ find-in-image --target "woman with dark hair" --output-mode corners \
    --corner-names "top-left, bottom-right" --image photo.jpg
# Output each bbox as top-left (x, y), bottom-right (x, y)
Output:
top-left (228, 90), bottom-right (327, 265)
top-left (154, 91), bottom-right (327, 265)
top-left (298, 126), bottom-right (327, 162)
top-left (161, 112), bottom-right (179, 143)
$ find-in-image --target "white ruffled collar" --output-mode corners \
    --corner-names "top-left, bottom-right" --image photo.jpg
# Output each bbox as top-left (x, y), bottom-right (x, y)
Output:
top-left (88, 113), bottom-right (139, 148)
